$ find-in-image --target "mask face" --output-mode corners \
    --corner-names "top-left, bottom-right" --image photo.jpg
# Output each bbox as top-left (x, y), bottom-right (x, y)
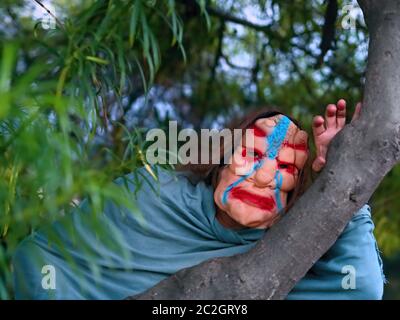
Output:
top-left (214, 115), bottom-right (309, 229)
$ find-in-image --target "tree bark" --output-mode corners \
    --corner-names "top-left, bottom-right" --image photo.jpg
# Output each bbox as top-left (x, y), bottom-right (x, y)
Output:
top-left (129, 0), bottom-right (400, 300)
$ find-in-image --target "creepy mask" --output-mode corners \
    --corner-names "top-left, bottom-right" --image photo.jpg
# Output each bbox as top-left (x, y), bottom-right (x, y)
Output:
top-left (214, 115), bottom-right (309, 229)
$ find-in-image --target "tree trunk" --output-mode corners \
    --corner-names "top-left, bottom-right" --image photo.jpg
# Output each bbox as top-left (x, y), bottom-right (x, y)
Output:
top-left (129, 0), bottom-right (400, 300)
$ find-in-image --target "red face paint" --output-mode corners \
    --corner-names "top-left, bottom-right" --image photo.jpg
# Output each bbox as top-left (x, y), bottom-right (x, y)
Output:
top-left (282, 141), bottom-right (308, 152)
top-left (277, 159), bottom-right (297, 175)
top-left (248, 124), bottom-right (267, 137)
top-left (241, 147), bottom-right (263, 161)
top-left (230, 186), bottom-right (276, 211)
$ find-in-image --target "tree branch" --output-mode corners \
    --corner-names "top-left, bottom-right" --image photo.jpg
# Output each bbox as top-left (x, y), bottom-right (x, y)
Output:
top-left (207, 19), bottom-right (225, 87)
top-left (316, 0), bottom-right (338, 67)
top-left (205, 5), bottom-right (274, 33)
top-left (221, 53), bottom-right (252, 71)
top-left (183, 0), bottom-right (274, 33)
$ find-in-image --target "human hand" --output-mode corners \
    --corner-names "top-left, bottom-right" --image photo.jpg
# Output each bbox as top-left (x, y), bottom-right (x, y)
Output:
top-left (312, 99), bottom-right (362, 172)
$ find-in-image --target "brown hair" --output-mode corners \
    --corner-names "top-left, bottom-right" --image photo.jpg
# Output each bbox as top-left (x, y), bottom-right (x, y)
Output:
top-left (176, 107), bottom-right (312, 213)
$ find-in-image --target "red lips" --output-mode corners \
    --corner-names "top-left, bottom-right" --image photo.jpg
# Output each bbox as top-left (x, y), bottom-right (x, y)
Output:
top-left (229, 187), bottom-right (276, 211)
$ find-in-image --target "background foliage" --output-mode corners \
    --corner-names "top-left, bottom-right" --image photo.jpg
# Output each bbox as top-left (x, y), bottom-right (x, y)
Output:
top-left (0, 0), bottom-right (399, 299)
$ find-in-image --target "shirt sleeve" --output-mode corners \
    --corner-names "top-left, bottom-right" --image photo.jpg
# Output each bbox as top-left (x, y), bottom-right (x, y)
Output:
top-left (287, 204), bottom-right (386, 300)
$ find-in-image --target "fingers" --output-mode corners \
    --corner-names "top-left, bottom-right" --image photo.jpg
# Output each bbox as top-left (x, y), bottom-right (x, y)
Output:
top-left (336, 99), bottom-right (346, 128)
top-left (312, 115), bottom-right (325, 137)
top-left (311, 98), bottom-right (354, 173)
top-left (312, 155), bottom-right (326, 173)
top-left (351, 102), bottom-right (362, 123)
top-left (325, 104), bottom-right (337, 129)
top-left (318, 99), bottom-right (346, 130)
top-left (313, 141), bottom-right (328, 171)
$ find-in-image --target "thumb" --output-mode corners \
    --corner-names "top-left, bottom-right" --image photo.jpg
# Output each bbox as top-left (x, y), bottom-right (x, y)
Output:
top-left (312, 156), bottom-right (326, 172)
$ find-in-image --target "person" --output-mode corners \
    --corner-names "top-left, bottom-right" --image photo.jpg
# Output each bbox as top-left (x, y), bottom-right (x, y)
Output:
top-left (12, 99), bottom-right (385, 299)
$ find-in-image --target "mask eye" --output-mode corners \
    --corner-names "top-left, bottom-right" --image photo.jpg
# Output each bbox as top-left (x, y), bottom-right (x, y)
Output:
top-left (277, 161), bottom-right (297, 174)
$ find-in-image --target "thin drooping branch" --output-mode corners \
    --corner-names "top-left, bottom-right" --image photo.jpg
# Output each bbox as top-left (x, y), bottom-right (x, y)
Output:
top-left (129, 0), bottom-right (400, 300)
top-left (291, 58), bottom-right (315, 100)
top-left (205, 5), bottom-right (274, 33)
top-left (316, 0), bottom-right (338, 66)
top-left (207, 19), bottom-right (225, 90)
top-left (221, 53), bottom-right (253, 71)
top-left (183, 0), bottom-right (274, 33)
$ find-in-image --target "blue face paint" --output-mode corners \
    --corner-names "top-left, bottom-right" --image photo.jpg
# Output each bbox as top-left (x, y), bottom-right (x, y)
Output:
top-left (266, 116), bottom-right (291, 159)
top-left (274, 170), bottom-right (284, 211)
top-left (221, 116), bottom-right (291, 213)
top-left (221, 159), bottom-right (264, 204)
top-left (267, 116), bottom-right (291, 212)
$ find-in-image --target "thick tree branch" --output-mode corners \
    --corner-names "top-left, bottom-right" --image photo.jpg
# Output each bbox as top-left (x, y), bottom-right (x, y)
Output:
top-left (129, 0), bottom-right (400, 300)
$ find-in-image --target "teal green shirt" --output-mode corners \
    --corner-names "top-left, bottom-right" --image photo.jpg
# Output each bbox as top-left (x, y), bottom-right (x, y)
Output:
top-left (13, 166), bottom-right (385, 299)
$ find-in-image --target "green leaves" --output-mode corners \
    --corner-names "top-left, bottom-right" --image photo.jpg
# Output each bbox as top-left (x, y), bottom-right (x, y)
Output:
top-left (0, 43), bottom-right (17, 119)
top-left (197, 0), bottom-right (211, 30)
top-left (85, 56), bottom-right (110, 65)
top-left (129, 0), bottom-right (141, 47)
top-left (0, 0), bottom-right (211, 299)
